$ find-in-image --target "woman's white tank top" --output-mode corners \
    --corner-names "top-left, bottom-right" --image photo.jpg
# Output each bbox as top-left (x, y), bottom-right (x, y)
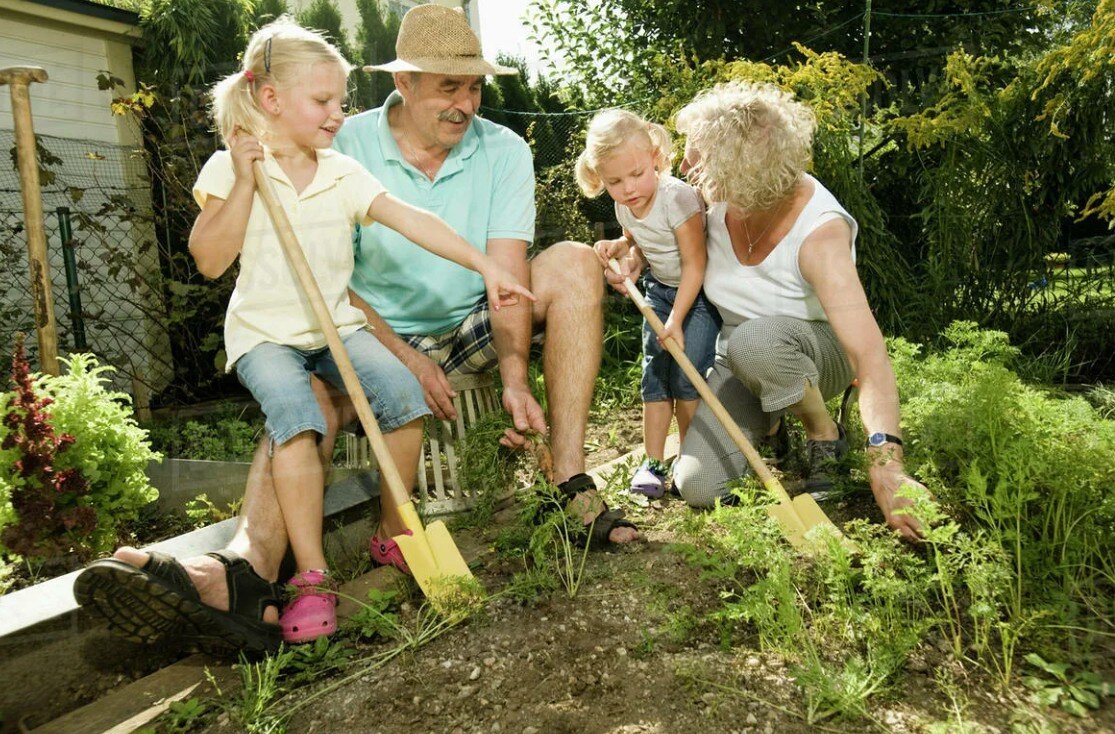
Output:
top-left (703, 174), bottom-right (858, 344)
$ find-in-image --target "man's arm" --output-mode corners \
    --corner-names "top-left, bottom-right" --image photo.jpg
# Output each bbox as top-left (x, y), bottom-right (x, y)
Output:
top-left (347, 287), bottom-right (459, 420)
top-left (487, 237), bottom-right (547, 438)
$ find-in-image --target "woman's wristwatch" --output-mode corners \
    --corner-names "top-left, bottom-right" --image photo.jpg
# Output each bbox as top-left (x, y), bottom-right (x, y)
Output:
top-left (866, 432), bottom-right (903, 449)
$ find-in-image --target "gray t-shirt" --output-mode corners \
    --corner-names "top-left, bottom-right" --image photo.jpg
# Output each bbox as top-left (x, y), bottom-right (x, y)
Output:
top-left (615, 174), bottom-right (705, 287)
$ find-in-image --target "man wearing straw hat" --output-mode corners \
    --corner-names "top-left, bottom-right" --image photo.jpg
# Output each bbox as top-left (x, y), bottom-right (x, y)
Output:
top-left (324, 4), bottom-right (637, 552)
top-left (71, 6), bottom-right (636, 658)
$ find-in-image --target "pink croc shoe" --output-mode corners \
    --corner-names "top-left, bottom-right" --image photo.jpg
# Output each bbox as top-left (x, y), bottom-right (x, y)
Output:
top-left (280, 569), bottom-right (337, 644)
top-left (370, 530), bottom-right (412, 575)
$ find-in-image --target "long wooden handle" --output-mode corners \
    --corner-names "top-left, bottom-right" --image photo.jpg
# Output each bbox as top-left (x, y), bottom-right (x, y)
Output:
top-left (252, 161), bottom-right (411, 508)
top-left (609, 259), bottom-right (791, 504)
top-left (3, 66), bottom-right (58, 375)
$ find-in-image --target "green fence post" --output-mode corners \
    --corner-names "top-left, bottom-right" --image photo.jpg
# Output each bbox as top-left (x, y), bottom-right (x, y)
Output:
top-left (56, 206), bottom-right (87, 350)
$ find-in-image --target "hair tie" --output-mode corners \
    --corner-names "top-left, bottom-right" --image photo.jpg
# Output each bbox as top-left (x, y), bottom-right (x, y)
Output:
top-left (243, 69), bottom-right (255, 82)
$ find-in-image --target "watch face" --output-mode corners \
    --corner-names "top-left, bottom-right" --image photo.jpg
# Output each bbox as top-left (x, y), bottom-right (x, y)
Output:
top-left (868, 432), bottom-right (887, 447)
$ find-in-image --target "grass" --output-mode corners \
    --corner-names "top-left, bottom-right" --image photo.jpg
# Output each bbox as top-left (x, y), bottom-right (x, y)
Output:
top-left (140, 322), bottom-right (1113, 732)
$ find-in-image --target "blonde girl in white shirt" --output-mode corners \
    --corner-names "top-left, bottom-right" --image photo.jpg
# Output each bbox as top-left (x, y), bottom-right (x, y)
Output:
top-left (577, 110), bottom-right (720, 499)
top-left (194, 18), bottom-right (532, 643)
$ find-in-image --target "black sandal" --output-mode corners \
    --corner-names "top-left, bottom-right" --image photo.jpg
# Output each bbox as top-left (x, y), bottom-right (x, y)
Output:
top-left (556, 473), bottom-right (639, 550)
top-left (74, 549), bottom-right (283, 657)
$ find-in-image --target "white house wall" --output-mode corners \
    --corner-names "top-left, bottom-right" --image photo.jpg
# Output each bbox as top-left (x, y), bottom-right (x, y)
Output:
top-left (0, 4), bottom-right (171, 394)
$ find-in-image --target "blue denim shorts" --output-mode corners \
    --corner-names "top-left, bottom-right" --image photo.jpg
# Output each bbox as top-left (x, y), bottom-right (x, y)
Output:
top-left (235, 329), bottom-right (431, 446)
top-left (640, 275), bottom-right (722, 402)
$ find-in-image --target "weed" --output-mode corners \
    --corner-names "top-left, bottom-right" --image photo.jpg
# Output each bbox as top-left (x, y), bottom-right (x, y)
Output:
top-left (454, 411), bottom-right (522, 527)
top-left (344, 587), bottom-right (401, 640)
top-left (208, 649), bottom-right (294, 734)
top-left (285, 636), bottom-right (353, 685)
top-left (183, 493), bottom-right (241, 528)
top-left (1021, 653), bottom-right (1112, 717)
top-left (158, 697), bottom-right (212, 733)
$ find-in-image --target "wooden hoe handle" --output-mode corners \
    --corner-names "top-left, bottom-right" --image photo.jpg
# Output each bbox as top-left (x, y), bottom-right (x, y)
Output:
top-left (2, 65), bottom-right (58, 375)
top-left (251, 161), bottom-right (411, 508)
top-left (608, 259), bottom-right (793, 505)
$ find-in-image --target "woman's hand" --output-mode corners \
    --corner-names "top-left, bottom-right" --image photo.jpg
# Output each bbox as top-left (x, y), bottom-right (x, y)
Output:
top-left (228, 129), bottom-right (264, 184)
top-left (478, 258), bottom-right (537, 311)
top-left (868, 461), bottom-right (927, 542)
top-left (658, 312), bottom-right (685, 351)
top-left (593, 238), bottom-right (630, 267)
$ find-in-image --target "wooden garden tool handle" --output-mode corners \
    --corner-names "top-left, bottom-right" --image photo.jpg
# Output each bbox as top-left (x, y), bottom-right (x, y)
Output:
top-left (2, 66), bottom-right (58, 375)
top-left (608, 259), bottom-right (792, 505)
top-left (251, 160), bottom-right (411, 509)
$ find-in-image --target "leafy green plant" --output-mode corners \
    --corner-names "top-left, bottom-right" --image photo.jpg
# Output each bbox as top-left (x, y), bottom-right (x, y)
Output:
top-left (146, 409), bottom-right (260, 462)
top-left (160, 697), bottom-right (212, 733)
top-left (1, 344), bottom-right (160, 562)
top-left (345, 587), bottom-right (401, 641)
top-left (1021, 653), bottom-right (1112, 717)
top-left (184, 493), bottom-right (242, 528)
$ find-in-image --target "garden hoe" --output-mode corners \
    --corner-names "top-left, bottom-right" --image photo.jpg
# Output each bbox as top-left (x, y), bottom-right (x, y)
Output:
top-left (608, 259), bottom-right (848, 553)
top-left (252, 161), bottom-right (475, 606)
top-left (1, 66), bottom-right (59, 375)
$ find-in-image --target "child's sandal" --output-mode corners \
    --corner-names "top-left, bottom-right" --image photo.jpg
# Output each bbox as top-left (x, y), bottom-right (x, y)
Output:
top-left (280, 569), bottom-right (337, 644)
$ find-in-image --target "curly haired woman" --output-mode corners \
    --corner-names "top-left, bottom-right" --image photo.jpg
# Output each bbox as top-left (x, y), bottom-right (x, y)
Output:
top-left (608, 82), bottom-right (927, 540)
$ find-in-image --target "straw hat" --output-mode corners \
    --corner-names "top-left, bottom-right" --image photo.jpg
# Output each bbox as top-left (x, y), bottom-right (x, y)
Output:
top-left (365, 4), bottom-right (517, 76)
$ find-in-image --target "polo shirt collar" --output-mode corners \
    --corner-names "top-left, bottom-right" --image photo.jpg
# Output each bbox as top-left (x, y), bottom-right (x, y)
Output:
top-left (377, 91), bottom-right (480, 182)
top-left (261, 147), bottom-right (342, 199)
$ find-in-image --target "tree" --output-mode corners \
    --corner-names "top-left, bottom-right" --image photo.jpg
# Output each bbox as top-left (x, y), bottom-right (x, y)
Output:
top-left (251, 0), bottom-right (289, 28)
top-left (355, 0), bottom-right (401, 109)
top-left (530, 0), bottom-right (1093, 107)
top-left (297, 0), bottom-right (369, 109)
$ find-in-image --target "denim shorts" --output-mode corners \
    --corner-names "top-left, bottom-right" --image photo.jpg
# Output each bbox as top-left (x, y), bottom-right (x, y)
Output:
top-left (641, 275), bottom-right (722, 402)
top-left (235, 329), bottom-right (431, 446)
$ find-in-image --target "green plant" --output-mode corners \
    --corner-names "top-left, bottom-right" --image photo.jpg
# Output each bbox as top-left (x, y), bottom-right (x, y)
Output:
top-left (160, 697), bottom-right (212, 733)
top-left (1021, 653), bottom-right (1112, 717)
top-left (146, 409), bottom-right (261, 462)
top-left (1, 345), bottom-right (160, 562)
top-left (184, 493), bottom-right (241, 528)
top-left (212, 650), bottom-right (294, 734)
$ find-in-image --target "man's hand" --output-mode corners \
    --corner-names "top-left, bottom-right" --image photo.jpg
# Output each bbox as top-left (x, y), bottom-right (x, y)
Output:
top-left (869, 461), bottom-right (927, 542)
top-left (498, 383), bottom-right (547, 449)
top-left (403, 349), bottom-right (458, 421)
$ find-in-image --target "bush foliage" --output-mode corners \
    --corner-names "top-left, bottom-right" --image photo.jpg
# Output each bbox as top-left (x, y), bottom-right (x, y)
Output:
top-left (1, 344), bottom-right (160, 562)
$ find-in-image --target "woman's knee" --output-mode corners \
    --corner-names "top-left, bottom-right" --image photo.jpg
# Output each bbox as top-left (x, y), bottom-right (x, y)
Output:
top-left (672, 454), bottom-right (730, 509)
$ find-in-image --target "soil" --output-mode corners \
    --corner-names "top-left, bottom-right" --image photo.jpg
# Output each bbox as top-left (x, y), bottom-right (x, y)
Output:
top-left (195, 409), bottom-right (1113, 734)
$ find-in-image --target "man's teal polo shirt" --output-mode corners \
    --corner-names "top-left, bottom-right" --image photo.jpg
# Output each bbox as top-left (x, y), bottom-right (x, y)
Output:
top-left (334, 92), bottom-right (535, 335)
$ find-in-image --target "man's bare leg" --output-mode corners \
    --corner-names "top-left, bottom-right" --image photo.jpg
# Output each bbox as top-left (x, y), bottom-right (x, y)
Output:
top-left (529, 241), bottom-right (637, 543)
top-left (112, 434), bottom-right (295, 624)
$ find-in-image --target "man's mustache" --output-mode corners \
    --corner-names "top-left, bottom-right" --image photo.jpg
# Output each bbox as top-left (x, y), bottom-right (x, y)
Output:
top-left (438, 110), bottom-right (468, 123)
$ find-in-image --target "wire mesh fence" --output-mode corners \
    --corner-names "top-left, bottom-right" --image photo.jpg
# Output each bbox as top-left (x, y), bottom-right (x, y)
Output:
top-left (1, 130), bottom-right (172, 400)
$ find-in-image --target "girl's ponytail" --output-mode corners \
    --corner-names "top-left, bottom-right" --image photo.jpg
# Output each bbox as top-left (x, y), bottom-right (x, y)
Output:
top-left (575, 148), bottom-right (605, 198)
top-left (211, 68), bottom-right (268, 146)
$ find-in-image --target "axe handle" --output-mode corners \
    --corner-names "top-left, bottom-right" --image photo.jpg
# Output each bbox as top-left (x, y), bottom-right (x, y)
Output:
top-left (3, 66), bottom-right (58, 374)
top-left (608, 259), bottom-right (792, 504)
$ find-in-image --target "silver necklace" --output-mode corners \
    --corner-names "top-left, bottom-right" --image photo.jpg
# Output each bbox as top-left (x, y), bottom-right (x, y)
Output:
top-left (738, 201), bottom-right (783, 260)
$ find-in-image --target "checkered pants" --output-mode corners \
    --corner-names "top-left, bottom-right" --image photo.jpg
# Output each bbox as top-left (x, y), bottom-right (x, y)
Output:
top-left (400, 297), bottom-right (499, 375)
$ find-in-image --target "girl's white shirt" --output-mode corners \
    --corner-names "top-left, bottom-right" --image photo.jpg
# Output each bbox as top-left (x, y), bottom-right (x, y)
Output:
top-left (614, 174), bottom-right (705, 287)
top-left (193, 147), bottom-right (386, 371)
top-left (703, 174), bottom-right (859, 354)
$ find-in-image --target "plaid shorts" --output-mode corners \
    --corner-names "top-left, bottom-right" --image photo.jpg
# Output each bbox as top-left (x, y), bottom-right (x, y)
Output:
top-left (402, 296), bottom-right (545, 374)
top-left (401, 297), bottom-right (499, 375)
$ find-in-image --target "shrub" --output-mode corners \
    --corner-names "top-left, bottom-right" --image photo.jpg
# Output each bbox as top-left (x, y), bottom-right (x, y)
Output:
top-left (0, 343), bottom-right (160, 562)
